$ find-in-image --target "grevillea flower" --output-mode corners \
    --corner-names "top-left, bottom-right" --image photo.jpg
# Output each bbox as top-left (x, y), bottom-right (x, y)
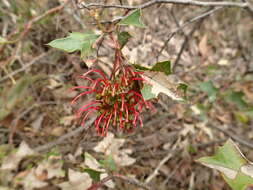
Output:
top-left (71, 66), bottom-right (153, 136)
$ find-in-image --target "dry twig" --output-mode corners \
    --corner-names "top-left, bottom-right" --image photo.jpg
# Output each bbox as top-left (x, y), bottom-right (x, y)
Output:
top-left (80, 0), bottom-right (249, 10)
top-left (34, 117), bottom-right (96, 152)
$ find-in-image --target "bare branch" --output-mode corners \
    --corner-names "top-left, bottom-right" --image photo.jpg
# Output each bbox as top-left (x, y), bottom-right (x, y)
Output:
top-left (80, 0), bottom-right (248, 10)
top-left (156, 6), bottom-right (223, 60)
top-left (34, 117), bottom-right (96, 152)
top-left (88, 174), bottom-right (152, 190)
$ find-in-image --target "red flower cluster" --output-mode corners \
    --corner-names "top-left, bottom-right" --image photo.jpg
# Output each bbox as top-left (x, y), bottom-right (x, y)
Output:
top-left (71, 66), bottom-right (152, 136)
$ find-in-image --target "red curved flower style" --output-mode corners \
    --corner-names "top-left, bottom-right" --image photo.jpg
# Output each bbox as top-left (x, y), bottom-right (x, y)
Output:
top-left (71, 66), bottom-right (152, 136)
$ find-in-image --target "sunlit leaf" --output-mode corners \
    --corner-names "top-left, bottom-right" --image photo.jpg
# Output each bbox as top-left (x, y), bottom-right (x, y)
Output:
top-left (198, 139), bottom-right (253, 190)
top-left (199, 81), bottom-right (218, 102)
top-left (118, 9), bottom-right (145, 28)
top-left (48, 32), bottom-right (100, 58)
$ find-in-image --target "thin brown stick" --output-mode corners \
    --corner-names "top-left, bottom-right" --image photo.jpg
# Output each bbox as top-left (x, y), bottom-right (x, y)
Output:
top-left (173, 17), bottom-right (203, 72)
top-left (0, 50), bottom-right (53, 83)
top-left (8, 101), bottom-right (57, 145)
top-left (34, 117), bottom-right (96, 152)
top-left (80, 0), bottom-right (248, 10)
top-left (87, 174), bottom-right (152, 190)
top-left (156, 6), bottom-right (223, 60)
top-left (208, 124), bottom-right (253, 149)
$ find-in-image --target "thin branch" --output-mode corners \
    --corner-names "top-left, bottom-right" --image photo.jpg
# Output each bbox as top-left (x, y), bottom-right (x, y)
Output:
top-left (156, 6), bottom-right (223, 60)
top-left (144, 138), bottom-right (180, 184)
top-left (0, 50), bottom-right (53, 83)
top-left (208, 124), bottom-right (253, 149)
top-left (80, 0), bottom-right (248, 10)
top-left (173, 16), bottom-right (203, 72)
top-left (34, 117), bottom-right (96, 152)
top-left (88, 174), bottom-right (152, 190)
top-left (9, 101), bottom-right (57, 144)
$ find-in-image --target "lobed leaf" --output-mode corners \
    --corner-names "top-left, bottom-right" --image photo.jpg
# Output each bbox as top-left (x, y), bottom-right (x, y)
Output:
top-left (198, 139), bottom-right (253, 190)
top-left (118, 9), bottom-right (145, 28)
top-left (47, 32), bottom-right (100, 58)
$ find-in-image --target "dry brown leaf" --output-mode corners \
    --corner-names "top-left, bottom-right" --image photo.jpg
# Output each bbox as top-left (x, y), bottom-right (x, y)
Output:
top-left (84, 152), bottom-right (105, 172)
top-left (57, 169), bottom-right (92, 190)
top-left (35, 156), bottom-right (64, 179)
top-left (1, 141), bottom-right (35, 170)
top-left (199, 34), bottom-right (209, 58)
top-left (94, 133), bottom-right (136, 166)
top-left (21, 169), bottom-right (48, 190)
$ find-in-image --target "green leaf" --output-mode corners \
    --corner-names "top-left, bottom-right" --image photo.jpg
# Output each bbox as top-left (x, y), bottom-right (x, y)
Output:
top-left (141, 84), bottom-right (156, 100)
top-left (118, 31), bottom-right (132, 49)
top-left (133, 61), bottom-right (171, 75)
top-left (151, 61), bottom-right (171, 75)
top-left (198, 139), bottom-right (253, 190)
top-left (199, 81), bottom-right (218, 102)
top-left (118, 9), bottom-right (145, 28)
top-left (133, 64), bottom-right (150, 71)
top-left (83, 168), bottom-right (102, 182)
top-left (234, 112), bottom-right (249, 124)
top-left (227, 91), bottom-right (248, 110)
top-left (178, 83), bottom-right (188, 98)
top-left (99, 155), bottom-right (117, 171)
top-left (47, 32), bottom-right (100, 58)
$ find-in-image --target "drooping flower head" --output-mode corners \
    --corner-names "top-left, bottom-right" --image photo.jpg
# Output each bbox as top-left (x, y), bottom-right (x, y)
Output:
top-left (71, 65), bottom-right (153, 136)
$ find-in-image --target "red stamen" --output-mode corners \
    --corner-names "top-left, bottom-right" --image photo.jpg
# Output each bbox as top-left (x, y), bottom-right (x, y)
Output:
top-left (138, 116), bottom-right (143, 127)
top-left (124, 104), bottom-right (129, 122)
top-left (79, 75), bottom-right (94, 82)
top-left (119, 112), bottom-right (124, 129)
top-left (95, 113), bottom-right (106, 131)
top-left (77, 101), bottom-right (100, 117)
top-left (131, 77), bottom-right (145, 81)
top-left (120, 94), bottom-right (125, 111)
top-left (76, 106), bottom-right (99, 118)
top-left (113, 102), bottom-right (118, 126)
top-left (69, 86), bottom-right (92, 91)
top-left (101, 116), bottom-right (108, 136)
top-left (83, 69), bottom-right (107, 79)
top-left (71, 90), bottom-right (96, 104)
top-left (104, 113), bottom-right (113, 135)
top-left (81, 109), bottom-right (96, 126)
